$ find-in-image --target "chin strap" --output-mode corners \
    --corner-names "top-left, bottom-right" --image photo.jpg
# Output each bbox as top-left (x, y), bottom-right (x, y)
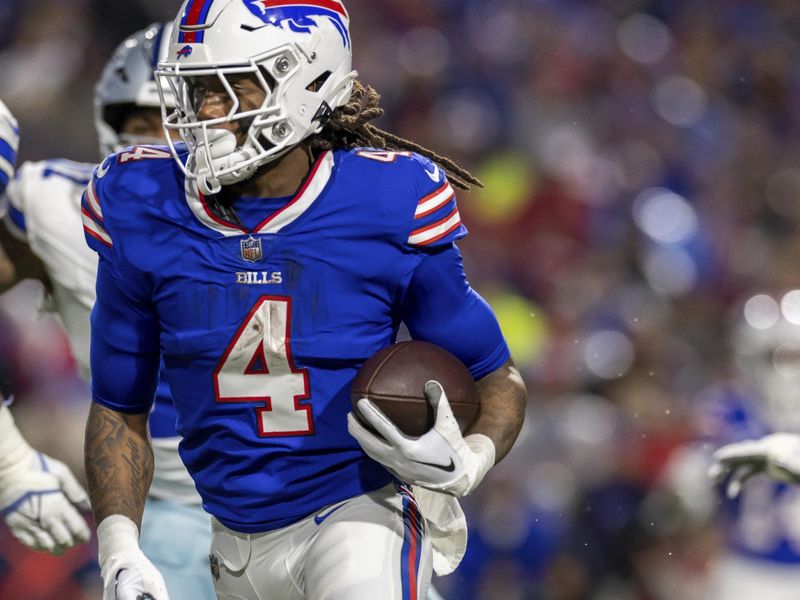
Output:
top-left (195, 129), bottom-right (259, 195)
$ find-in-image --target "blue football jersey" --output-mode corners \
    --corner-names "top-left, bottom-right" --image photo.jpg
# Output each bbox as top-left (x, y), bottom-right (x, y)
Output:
top-left (82, 145), bottom-right (509, 532)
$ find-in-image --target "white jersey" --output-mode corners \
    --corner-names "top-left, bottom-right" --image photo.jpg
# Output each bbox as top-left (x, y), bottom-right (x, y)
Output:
top-left (5, 160), bottom-right (96, 378)
top-left (3, 158), bottom-right (200, 505)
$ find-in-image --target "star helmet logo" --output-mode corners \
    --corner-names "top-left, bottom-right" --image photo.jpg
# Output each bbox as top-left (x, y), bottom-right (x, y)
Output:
top-left (176, 44), bottom-right (194, 59)
top-left (240, 235), bottom-right (264, 263)
top-left (242, 0), bottom-right (350, 48)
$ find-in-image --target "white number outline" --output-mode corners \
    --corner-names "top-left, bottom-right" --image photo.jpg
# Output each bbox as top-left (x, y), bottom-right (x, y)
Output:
top-left (118, 146), bottom-right (173, 163)
top-left (355, 150), bottom-right (413, 163)
top-left (213, 296), bottom-right (313, 437)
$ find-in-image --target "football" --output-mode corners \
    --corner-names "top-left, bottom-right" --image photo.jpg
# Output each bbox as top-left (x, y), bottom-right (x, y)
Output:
top-left (350, 340), bottom-right (480, 437)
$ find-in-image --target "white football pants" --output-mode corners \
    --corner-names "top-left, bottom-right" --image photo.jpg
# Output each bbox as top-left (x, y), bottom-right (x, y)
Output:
top-left (210, 483), bottom-right (433, 600)
top-left (139, 497), bottom-right (217, 600)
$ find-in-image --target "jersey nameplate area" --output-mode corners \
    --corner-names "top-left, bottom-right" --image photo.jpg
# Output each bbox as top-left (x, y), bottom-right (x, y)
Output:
top-left (236, 272), bottom-right (283, 285)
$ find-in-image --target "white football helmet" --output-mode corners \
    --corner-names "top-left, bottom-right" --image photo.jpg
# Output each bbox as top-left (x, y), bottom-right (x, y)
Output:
top-left (734, 291), bottom-right (800, 433)
top-left (95, 22), bottom-right (176, 157)
top-left (155, 0), bottom-right (357, 194)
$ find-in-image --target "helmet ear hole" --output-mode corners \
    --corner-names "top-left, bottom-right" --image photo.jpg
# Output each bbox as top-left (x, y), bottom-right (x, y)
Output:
top-left (306, 71), bottom-right (332, 93)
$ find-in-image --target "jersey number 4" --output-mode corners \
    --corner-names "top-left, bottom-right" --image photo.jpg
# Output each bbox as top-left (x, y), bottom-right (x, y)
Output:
top-left (214, 296), bottom-right (313, 437)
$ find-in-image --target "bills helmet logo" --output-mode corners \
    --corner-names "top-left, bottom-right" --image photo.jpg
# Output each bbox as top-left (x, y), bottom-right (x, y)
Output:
top-left (242, 0), bottom-right (350, 48)
top-left (176, 44), bottom-right (194, 59)
top-left (240, 235), bottom-right (264, 263)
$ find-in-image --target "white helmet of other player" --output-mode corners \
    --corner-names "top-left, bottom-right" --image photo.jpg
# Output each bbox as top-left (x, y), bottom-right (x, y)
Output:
top-left (95, 22), bottom-right (176, 157)
top-left (155, 0), bottom-right (356, 194)
top-left (734, 291), bottom-right (800, 433)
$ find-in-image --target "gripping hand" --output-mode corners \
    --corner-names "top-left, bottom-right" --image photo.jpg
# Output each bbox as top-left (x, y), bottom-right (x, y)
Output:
top-left (0, 451), bottom-right (91, 553)
top-left (0, 404), bottom-right (90, 554)
top-left (348, 380), bottom-right (495, 497)
top-left (709, 433), bottom-right (800, 498)
top-left (98, 515), bottom-right (170, 600)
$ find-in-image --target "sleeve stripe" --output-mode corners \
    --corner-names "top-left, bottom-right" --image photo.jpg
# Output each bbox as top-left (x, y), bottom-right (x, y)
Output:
top-left (0, 155), bottom-right (13, 181)
top-left (81, 209), bottom-right (113, 247)
top-left (408, 208), bottom-right (461, 246)
top-left (414, 182), bottom-right (455, 219)
top-left (6, 203), bottom-right (26, 233)
top-left (85, 179), bottom-right (104, 221)
top-left (3, 214), bottom-right (27, 242)
top-left (0, 139), bottom-right (15, 167)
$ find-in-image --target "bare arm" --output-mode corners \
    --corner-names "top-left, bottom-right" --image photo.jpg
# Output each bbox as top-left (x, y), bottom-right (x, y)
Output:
top-left (471, 358), bottom-right (527, 463)
top-left (0, 221), bottom-right (51, 294)
top-left (84, 402), bottom-right (153, 529)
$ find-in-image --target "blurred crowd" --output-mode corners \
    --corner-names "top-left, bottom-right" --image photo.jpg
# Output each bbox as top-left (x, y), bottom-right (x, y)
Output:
top-left (4, 0), bottom-right (800, 598)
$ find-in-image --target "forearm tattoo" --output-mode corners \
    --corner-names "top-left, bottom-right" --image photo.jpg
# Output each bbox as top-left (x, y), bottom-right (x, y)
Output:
top-left (85, 403), bottom-right (153, 527)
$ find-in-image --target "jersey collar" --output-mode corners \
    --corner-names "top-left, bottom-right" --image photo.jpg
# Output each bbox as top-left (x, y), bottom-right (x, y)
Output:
top-left (183, 151), bottom-right (334, 237)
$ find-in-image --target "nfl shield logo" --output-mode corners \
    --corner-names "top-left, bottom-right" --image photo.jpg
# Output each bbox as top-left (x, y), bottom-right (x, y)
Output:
top-left (240, 235), bottom-right (263, 263)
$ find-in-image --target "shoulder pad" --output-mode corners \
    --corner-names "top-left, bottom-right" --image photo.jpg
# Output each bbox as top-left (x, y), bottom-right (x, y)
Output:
top-left (345, 148), bottom-right (467, 248)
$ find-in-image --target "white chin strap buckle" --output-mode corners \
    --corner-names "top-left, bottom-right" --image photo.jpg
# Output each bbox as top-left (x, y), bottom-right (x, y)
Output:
top-left (195, 128), bottom-right (258, 195)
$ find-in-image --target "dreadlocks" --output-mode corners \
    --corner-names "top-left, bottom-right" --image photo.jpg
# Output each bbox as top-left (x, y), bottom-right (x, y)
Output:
top-left (311, 80), bottom-right (483, 190)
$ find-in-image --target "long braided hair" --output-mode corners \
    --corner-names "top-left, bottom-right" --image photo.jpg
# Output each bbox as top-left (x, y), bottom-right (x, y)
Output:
top-left (311, 80), bottom-right (483, 190)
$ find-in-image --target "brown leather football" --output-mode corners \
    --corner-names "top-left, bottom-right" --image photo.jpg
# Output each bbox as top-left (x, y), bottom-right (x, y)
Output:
top-left (350, 341), bottom-right (480, 437)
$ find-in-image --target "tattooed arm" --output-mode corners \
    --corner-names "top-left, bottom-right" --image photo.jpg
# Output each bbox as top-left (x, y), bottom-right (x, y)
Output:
top-left (85, 402), bottom-right (169, 599)
top-left (84, 403), bottom-right (153, 528)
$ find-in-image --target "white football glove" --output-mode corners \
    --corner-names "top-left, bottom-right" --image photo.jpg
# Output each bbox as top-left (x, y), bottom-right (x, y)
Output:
top-left (347, 380), bottom-right (495, 497)
top-left (0, 98), bottom-right (18, 200)
top-left (0, 406), bottom-right (90, 554)
top-left (709, 432), bottom-right (800, 498)
top-left (98, 515), bottom-right (170, 600)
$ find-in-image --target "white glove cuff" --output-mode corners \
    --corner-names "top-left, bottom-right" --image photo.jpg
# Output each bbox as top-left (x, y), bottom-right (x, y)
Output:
top-left (464, 433), bottom-right (496, 494)
top-left (97, 514), bottom-right (141, 574)
top-left (0, 405), bottom-right (36, 482)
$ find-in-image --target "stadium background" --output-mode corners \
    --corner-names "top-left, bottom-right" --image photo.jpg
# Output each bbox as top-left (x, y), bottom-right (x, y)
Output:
top-left (2, 0), bottom-right (800, 598)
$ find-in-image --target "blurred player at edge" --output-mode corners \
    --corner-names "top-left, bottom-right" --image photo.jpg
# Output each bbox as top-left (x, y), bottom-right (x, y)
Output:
top-left (0, 26), bottom-right (216, 600)
top-left (660, 292), bottom-right (800, 598)
top-left (711, 294), bottom-right (800, 493)
top-left (0, 100), bottom-right (91, 556)
top-left (81, 0), bottom-right (527, 599)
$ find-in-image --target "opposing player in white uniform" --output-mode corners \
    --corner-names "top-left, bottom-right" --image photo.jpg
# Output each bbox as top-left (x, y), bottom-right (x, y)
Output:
top-left (0, 26), bottom-right (216, 600)
top-left (664, 291), bottom-right (800, 599)
top-left (0, 100), bottom-right (91, 556)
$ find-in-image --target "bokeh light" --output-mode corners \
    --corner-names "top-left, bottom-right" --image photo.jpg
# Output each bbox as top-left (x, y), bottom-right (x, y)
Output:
top-left (780, 290), bottom-right (800, 325)
top-left (743, 294), bottom-right (781, 330)
top-left (485, 290), bottom-right (548, 366)
top-left (642, 246), bottom-right (698, 296)
top-left (617, 13), bottom-right (672, 65)
top-left (633, 188), bottom-right (698, 245)
top-left (653, 75), bottom-right (708, 128)
top-left (582, 329), bottom-right (635, 380)
top-left (471, 152), bottom-right (535, 223)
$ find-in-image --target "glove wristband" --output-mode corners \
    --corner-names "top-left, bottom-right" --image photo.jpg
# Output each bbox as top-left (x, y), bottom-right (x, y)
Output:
top-left (97, 514), bottom-right (141, 577)
top-left (0, 405), bottom-right (37, 483)
top-left (464, 434), bottom-right (496, 495)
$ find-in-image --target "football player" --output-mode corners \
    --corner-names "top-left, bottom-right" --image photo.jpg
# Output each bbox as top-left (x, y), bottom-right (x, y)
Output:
top-left (83, 2), bottom-right (527, 600)
top-left (0, 25), bottom-right (216, 600)
top-left (0, 99), bottom-right (91, 556)
top-left (693, 291), bottom-right (800, 597)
